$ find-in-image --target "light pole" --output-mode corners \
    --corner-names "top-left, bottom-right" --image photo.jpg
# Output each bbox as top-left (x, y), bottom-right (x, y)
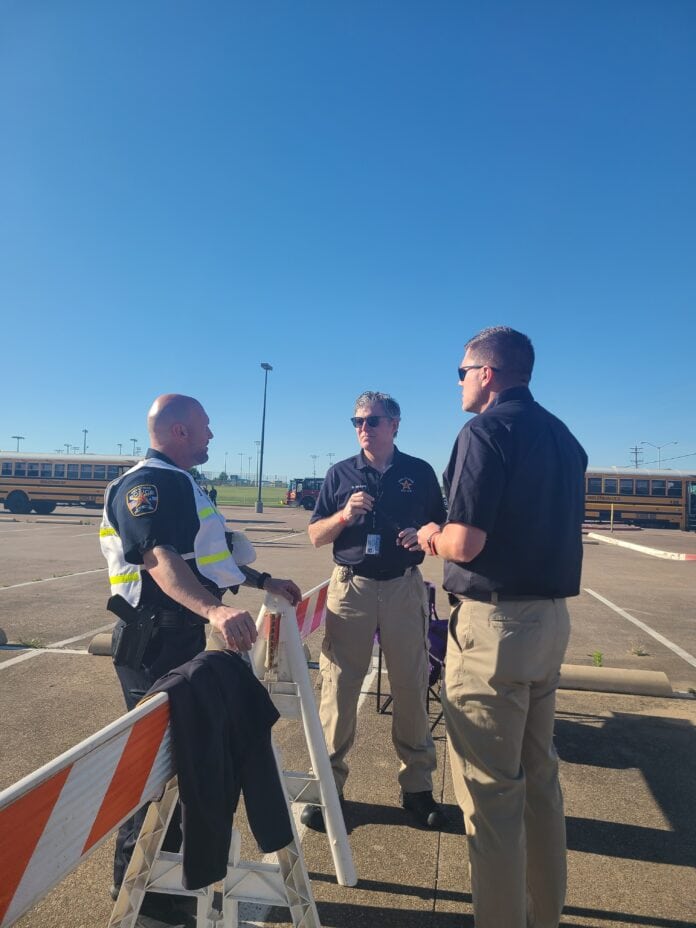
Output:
top-left (327, 452), bottom-right (335, 467)
top-left (82, 429), bottom-right (88, 454)
top-left (11, 435), bottom-right (25, 452)
top-left (641, 441), bottom-right (677, 469)
top-left (117, 443), bottom-right (122, 455)
top-left (255, 440), bottom-right (261, 487)
top-left (224, 451), bottom-right (228, 481)
top-left (256, 362), bottom-right (273, 513)
top-left (64, 443), bottom-right (70, 454)
top-left (130, 438), bottom-right (138, 455)
top-left (311, 454), bottom-right (318, 478)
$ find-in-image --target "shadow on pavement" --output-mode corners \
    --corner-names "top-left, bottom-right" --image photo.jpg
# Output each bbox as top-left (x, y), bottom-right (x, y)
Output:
top-left (556, 710), bottom-right (696, 868)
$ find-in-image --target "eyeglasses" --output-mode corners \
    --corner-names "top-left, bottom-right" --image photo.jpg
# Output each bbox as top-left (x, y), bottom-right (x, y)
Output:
top-left (458, 364), bottom-right (500, 380)
top-left (351, 415), bottom-right (393, 428)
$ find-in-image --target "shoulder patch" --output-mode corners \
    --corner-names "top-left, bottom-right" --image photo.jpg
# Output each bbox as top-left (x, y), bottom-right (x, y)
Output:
top-left (126, 484), bottom-right (159, 517)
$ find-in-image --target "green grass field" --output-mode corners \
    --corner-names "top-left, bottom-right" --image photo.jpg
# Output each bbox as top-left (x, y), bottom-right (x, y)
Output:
top-left (214, 485), bottom-right (287, 507)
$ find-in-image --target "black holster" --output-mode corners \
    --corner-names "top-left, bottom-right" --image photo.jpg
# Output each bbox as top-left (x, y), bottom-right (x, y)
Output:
top-left (107, 596), bottom-right (156, 670)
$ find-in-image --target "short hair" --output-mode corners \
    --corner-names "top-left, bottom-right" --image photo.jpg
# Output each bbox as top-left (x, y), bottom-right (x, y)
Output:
top-left (354, 391), bottom-right (401, 419)
top-left (464, 326), bottom-right (535, 382)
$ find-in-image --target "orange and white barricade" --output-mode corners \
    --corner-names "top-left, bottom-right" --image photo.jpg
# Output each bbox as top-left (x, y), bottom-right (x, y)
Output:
top-left (0, 671), bottom-right (320, 926)
top-left (254, 583), bottom-right (357, 889)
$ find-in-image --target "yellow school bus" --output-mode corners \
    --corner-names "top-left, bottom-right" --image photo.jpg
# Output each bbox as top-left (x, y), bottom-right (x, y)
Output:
top-left (0, 453), bottom-right (140, 515)
top-left (585, 467), bottom-right (696, 531)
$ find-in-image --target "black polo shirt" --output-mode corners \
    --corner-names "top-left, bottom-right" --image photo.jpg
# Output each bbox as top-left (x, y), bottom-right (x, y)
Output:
top-left (443, 386), bottom-right (587, 598)
top-left (106, 449), bottom-right (215, 608)
top-left (310, 447), bottom-right (446, 578)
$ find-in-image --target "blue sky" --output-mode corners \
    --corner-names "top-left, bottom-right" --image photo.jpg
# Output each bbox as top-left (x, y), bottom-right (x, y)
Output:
top-left (1, 1), bottom-right (694, 481)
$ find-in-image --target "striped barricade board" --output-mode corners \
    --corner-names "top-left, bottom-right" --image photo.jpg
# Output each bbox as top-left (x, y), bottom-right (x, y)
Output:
top-left (0, 694), bottom-right (173, 927)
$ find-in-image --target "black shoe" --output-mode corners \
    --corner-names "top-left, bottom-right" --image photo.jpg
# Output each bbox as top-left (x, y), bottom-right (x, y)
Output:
top-left (300, 794), bottom-right (345, 833)
top-left (401, 790), bottom-right (447, 829)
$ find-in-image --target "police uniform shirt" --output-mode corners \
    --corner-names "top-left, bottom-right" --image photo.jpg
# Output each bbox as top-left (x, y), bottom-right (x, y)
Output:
top-left (107, 449), bottom-right (216, 609)
top-left (443, 386), bottom-right (587, 599)
top-left (310, 447), bottom-right (446, 578)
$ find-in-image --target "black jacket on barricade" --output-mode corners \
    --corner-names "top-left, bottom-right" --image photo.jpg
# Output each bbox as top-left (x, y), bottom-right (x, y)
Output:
top-left (148, 649), bottom-right (293, 890)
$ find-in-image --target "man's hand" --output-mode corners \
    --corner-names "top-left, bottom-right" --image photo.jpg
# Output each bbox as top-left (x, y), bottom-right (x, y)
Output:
top-left (397, 526), bottom-right (422, 551)
top-left (416, 521), bottom-right (442, 556)
top-left (342, 491), bottom-right (374, 524)
top-left (209, 605), bottom-right (258, 652)
top-left (265, 577), bottom-right (302, 607)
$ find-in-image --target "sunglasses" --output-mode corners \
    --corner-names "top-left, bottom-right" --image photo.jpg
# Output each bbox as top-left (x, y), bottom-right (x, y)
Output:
top-left (351, 415), bottom-right (393, 428)
top-left (458, 364), bottom-right (500, 380)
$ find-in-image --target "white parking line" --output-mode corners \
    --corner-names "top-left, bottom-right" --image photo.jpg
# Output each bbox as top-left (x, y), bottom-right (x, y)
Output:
top-left (584, 587), bottom-right (696, 670)
top-left (0, 567), bottom-right (107, 591)
top-left (0, 623), bottom-right (114, 670)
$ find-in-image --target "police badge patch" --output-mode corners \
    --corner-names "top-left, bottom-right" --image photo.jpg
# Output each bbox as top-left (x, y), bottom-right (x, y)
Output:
top-left (398, 477), bottom-right (415, 493)
top-left (126, 484), bottom-right (159, 516)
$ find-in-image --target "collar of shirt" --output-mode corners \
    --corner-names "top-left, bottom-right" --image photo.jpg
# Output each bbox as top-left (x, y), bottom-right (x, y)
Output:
top-left (145, 448), bottom-right (179, 468)
top-left (352, 445), bottom-right (402, 473)
top-left (486, 385), bottom-right (534, 411)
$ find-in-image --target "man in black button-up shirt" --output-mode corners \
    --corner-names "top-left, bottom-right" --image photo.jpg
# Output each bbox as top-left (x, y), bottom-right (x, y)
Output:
top-left (417, 327), bottom-right (587, 928)
top-left (304, 391), bottom-right (447, 831)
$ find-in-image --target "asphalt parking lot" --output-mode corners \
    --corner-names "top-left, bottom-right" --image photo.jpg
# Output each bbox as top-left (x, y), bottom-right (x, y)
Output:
top-left (1, 508), bottom-right (695, 927)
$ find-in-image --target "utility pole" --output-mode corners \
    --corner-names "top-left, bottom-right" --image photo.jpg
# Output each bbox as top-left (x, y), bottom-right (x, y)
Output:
top-left (311, 454), bottom-right (318, 478)
top-left (82, 429), bottom-right (88, 454)
top-left (11, 435), bottom-right (25, 452)
top-left (117, 443), bottom-right (122, 455)
top-left (628, 445), bottom-right (643, 469)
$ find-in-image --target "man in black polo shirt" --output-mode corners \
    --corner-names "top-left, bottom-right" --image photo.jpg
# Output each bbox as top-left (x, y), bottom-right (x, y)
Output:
top-left (417, 327), bottom-right (587, 928)
top-left (304, 391), bottom-right (447, 831)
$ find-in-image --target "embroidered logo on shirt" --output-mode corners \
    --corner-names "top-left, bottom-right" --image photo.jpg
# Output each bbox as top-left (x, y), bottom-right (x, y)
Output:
top-left (126, 484), bottom-right (159, 516)
top-left (398, 477), bottom-right (415, 493)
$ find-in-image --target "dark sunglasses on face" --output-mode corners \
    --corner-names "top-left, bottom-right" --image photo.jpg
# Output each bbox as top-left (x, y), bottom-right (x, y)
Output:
top-left (351, 415), bottom-right (392, 428)
top-left (458, 364), bottom-right (500, 380)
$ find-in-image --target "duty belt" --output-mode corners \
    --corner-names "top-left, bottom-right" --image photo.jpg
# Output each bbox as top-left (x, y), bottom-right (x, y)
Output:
top-left (155, 609), bottom-right (206, 628)
top-left (336, 565), bottom-right (413, 582)
top-left (449, 591), bottom-right (555, 605)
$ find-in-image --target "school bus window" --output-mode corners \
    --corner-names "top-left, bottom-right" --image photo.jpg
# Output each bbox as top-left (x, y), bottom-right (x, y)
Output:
top-left (587, 477), bottom-right (602, 494)
top-left (80, 465), bottom-right (93, 480)
top-left (107, 465), bottom-right (120, 480)
top-left (2, 462), bottom-right (12, 476)
top-left (94, 465), bottom-right (106, 480)
top-left (652, 480), bottom-right (666, 496)
top-left (635, 479), bottom-right (649, 496)
top-left (28, 463), bottom-right (40, 478)
top-left (67, 464), bottom-right (78, 480)
top-left (15, 462), bottom-right (26, 477)
top-left (619, 479), bottom-right (634, 495)
top-left (54, 464), bottom-right (65, 478)
top-left (667, 481), bottom-right (682, 498)
top-left (41, 463), bottom-right (52, 478)
top-left (604, 477), bottom-right (618, 494)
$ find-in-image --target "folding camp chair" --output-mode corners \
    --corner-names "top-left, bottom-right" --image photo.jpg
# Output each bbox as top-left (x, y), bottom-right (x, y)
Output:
top-left (375, 580), bottom-right (448, 732)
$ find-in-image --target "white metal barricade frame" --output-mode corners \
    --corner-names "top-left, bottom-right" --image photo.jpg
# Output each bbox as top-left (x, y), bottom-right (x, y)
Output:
top-left (0, 581), bottom-right (348, 927)
top-left (252, 583), bottom-right (357, 888)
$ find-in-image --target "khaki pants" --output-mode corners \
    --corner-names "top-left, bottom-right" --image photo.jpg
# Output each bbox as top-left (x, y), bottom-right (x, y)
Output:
top-left (443, 597), bottom-right (571, 928)
top-left (319, 565), bottom-right (437, 794)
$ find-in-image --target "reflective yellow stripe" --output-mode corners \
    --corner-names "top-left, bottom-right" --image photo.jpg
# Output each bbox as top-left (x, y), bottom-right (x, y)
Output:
top-left (109, 572), bottom-right (139, 585)
top-left (197, 550), bottom-right (230, 566)
top-left (198, 507), bottom-right (215, 519)
top-left (100, 527), bottom-right (118, 537)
